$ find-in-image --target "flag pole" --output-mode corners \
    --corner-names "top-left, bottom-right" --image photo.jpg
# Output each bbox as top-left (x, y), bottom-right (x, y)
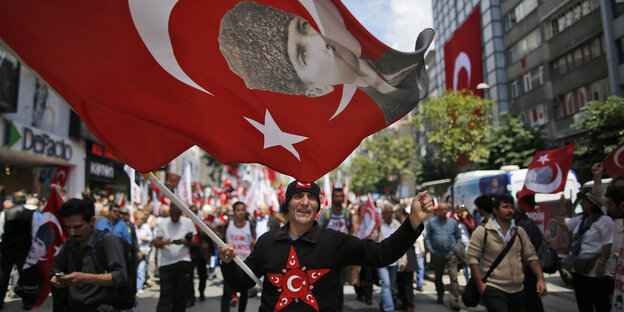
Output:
top-left (142, 172), bottom-right (262, 288)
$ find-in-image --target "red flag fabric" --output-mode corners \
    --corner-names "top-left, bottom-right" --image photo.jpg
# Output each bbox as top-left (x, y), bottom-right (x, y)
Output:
top-left (443, 5), bottom-right (483, 97)
top-left (23, 185), bottom-right (65, 308)
top-left (604, 140), bottom-right (624, 178)
top-left (0, 1), bottom-right (433, 182)
top-left (519, 143), bottom-right (576, 198)
top-left (356, 194), bottom-right (381, 239)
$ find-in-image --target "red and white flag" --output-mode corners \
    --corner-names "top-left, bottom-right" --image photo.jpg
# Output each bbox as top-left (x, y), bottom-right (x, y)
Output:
top-left (23, 184), bottom-right (65, 308)
top-left (519, 143), bottom-right (576, 198)
top-left (356, 194), bottom-right (381, 239)
top-left (0, 1), bottom-right (432, 183)
top-left (604, 140), bottom-right (624, 178)
top-left (176, 163), bottom-right (193, 206)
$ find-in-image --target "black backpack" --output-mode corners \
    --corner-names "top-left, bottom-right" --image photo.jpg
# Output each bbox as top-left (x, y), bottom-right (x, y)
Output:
top-left (64, 229), bottom-right (137, 309)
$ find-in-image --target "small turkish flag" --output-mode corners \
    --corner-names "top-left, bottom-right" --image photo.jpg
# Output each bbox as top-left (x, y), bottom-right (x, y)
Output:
top-left (604, 140), bottom-right (624, 178)
top-left (356, 194), bottom-right (381, 239)
top-left (519, 143), bottom-right (576, 198)
top-left (0, 1), bottom-right (433, 182)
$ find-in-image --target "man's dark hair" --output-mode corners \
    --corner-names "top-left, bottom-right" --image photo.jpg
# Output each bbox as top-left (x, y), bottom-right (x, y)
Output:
top-left (59, 198), bottom-right (95, 221)
top-left (607, 186), bottom-right (624, 206)
top-left (474, 195), bottom-right (494, 214)
top-left (332, 188), bottom-right (344, 196)
top-left (493, 194), bottom-right (514, 210)
top-left (232, 201), bottom-right (246, 210)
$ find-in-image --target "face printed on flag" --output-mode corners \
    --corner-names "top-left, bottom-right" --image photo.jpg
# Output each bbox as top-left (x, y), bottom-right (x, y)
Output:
top-left (0, 0), bottom-right (433, 182)
top-left (520, 143), bottom-right (576, 198)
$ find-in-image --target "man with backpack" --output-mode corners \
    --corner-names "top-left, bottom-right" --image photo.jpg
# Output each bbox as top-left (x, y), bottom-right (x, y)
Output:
top-left (467, 195), bottom-right (546, 311)
top-left (50, 198), bottom-right (133, 312)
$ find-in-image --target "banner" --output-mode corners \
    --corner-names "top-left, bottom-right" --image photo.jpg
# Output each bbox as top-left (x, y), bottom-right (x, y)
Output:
top-left (0, 1), bottom-right (433, 182)
top-left (175, 163), bottom-right (193, 206)
top-left (21, 184), bottom-right (65, 308)
top-left (444, 5), bottom-right (483, 96)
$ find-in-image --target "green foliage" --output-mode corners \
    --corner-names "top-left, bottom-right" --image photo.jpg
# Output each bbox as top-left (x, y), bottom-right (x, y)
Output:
top-left (413, 90), bottom-right (493, 169)
top-left (572, 96), bottom-right (624, 166)
top-left (484, 112), bottom-right (545, 169)
top-left (348, 131), bottom-right (416, 195)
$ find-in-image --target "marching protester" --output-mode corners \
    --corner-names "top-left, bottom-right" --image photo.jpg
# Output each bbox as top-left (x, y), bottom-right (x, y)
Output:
top-left (467, 194), bottom-right (547, 312)
top-left (394, 207), bottom-right (416, 312)
top-left (153, 204), bottom-right (197, 312)
top-left (556, 190), bottom-right (614, 312)
top-left (254, 203), bottom-right (271, 239)
top-left (0, 191), bottom-right (35, 310)
top-left (425, 202), bottom-right (462, 311)
top-left (95, 204), bottom-right (132, 245)
top-left (217, 181), bottom-right (433, 312)
top-left (50, 198), bottom-right (128, 312)
top-left (134, 211), bottom-right (153, 293)
top-left (373, 202), bottom-right (402, 312)
top-left (317, 187), bottom-right (353, 311)
top-left (219, 201), bottom-right (256, 312)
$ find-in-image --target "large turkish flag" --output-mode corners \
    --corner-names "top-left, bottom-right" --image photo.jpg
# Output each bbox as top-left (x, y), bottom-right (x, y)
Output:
top-left (443, 5), bottom-right (483, 97)
top-left (0, 1), bottom-right (433, 182)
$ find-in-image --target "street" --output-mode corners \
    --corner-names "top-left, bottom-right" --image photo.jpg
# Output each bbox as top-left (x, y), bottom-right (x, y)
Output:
top-left (3, 269), bottom-right (579, 311)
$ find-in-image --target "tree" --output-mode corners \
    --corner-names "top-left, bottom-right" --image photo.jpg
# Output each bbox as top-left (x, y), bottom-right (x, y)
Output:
top-left (413, 90), bottom-right (493, 176)
top-left (572, 96), bottom-right (624, 169)
top-left (348, 131), bottom-right (416, 195)
top-left (484, 112), bottom-right (545, 169)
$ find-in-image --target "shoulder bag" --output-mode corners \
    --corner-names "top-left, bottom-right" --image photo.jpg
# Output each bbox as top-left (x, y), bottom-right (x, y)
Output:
top-left (462, 228), bottom-right (518, 307)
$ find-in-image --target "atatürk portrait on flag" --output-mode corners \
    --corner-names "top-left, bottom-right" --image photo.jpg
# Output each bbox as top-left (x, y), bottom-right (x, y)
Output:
top-left (218, 1), bottom-right (433, 125)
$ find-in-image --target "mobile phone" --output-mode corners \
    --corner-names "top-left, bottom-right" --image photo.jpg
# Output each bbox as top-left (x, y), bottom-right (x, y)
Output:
top-left (172, 239), bottom-right (182, 244)
top-left (55, 273), bottom-right (65, 277)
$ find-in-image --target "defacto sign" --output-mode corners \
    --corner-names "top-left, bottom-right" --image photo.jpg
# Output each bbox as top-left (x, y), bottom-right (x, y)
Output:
top-left (3, 119), bottom-right (73, 161)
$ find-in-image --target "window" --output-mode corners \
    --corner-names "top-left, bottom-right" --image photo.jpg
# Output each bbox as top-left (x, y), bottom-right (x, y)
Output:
top-left (546, 0), bottom-right (593, 39)
top-left (551, 36), bottom-right (604, 78)
top-left (504, 0), bottom-right (538, 31)
top-left (509, 28), bottom-right (541, 63)
top-left (511, 80), bottom-right (520, 98)
top-left (523, 73), bottom-right (532, 92)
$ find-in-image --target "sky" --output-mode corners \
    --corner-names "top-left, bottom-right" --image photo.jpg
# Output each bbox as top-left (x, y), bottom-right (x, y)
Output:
top-left (342, 0), bottom-right (434, 52)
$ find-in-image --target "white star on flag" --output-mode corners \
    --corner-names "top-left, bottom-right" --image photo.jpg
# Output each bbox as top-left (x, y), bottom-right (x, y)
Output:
top-left (537, 154), bottom-right (550, 165)
top-left (244, 109), bottom-right (308, 161)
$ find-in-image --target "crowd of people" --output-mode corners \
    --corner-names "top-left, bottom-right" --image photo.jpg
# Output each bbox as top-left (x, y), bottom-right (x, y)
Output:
top-left (0, 163), bottom-right (622, 311)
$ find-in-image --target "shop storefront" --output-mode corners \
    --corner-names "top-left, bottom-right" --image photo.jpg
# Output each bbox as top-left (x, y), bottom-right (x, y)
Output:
top-left (85, 142), bottom-right (129, 196)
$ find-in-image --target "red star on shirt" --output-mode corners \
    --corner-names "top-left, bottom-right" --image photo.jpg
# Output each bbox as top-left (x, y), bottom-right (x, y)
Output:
top-left (267, 246), bottom-right (329, 311)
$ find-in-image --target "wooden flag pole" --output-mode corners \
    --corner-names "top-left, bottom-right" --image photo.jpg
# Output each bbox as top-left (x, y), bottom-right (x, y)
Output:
top-left (142, 172), bottom-right (262, 288)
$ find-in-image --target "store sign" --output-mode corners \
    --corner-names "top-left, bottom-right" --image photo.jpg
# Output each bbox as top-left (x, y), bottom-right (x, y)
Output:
top-left (3, 119), bottom-right (73, 161)
top-left (89, 161), bottom-right (114, 178)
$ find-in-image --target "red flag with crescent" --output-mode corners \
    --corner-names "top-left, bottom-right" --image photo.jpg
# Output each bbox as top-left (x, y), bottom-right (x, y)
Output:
top-left (0, 1), bottom-right (433, 182)
top-left (356, 194), bottom-right (381, 239)
top-left (604, 140), bottom-right (624, 178)
top-left (23, 184), bottom-right (65, 308)
top-left (443, 5), bottom-right (483, 97)
top-left (519, 143), bottom-right (576, 198)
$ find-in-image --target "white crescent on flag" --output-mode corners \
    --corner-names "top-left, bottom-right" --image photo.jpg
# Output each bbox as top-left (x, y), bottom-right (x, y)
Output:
top-left (524, 163), bottom-right (563, 193)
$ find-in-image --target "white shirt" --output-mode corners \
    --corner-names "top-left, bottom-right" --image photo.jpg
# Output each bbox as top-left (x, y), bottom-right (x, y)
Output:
top-left (154, 216), bottom-right (197, 267)
top-left (225, 220), bottom-right (254, 260)
top-left (135, 223), bottom-right (153, 247)
top-left (566, 214), bottom-right (615, 277)
top-left (255, 215), bottom-right (270, 238)
top-left (381, 219), bottom-right (400, 266)
top-left (492, 218), bottom-right (517, 243)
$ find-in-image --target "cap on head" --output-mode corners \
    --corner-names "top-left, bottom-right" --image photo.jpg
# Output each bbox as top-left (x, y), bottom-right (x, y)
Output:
top-left (282, 181), bottom-right (321, 213)
top-left (119, 206), bottom-right (130, 214)
top-left (218, 1), bottom-right (307, 95)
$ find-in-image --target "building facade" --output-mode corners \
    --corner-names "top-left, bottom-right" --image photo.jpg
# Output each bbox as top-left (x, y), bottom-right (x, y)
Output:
top-left (429, 0), bottom-right (624, 145)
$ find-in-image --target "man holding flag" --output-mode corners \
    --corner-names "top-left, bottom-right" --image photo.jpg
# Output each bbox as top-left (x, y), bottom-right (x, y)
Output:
top-left (218, 181), bottom-right (434, 312)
